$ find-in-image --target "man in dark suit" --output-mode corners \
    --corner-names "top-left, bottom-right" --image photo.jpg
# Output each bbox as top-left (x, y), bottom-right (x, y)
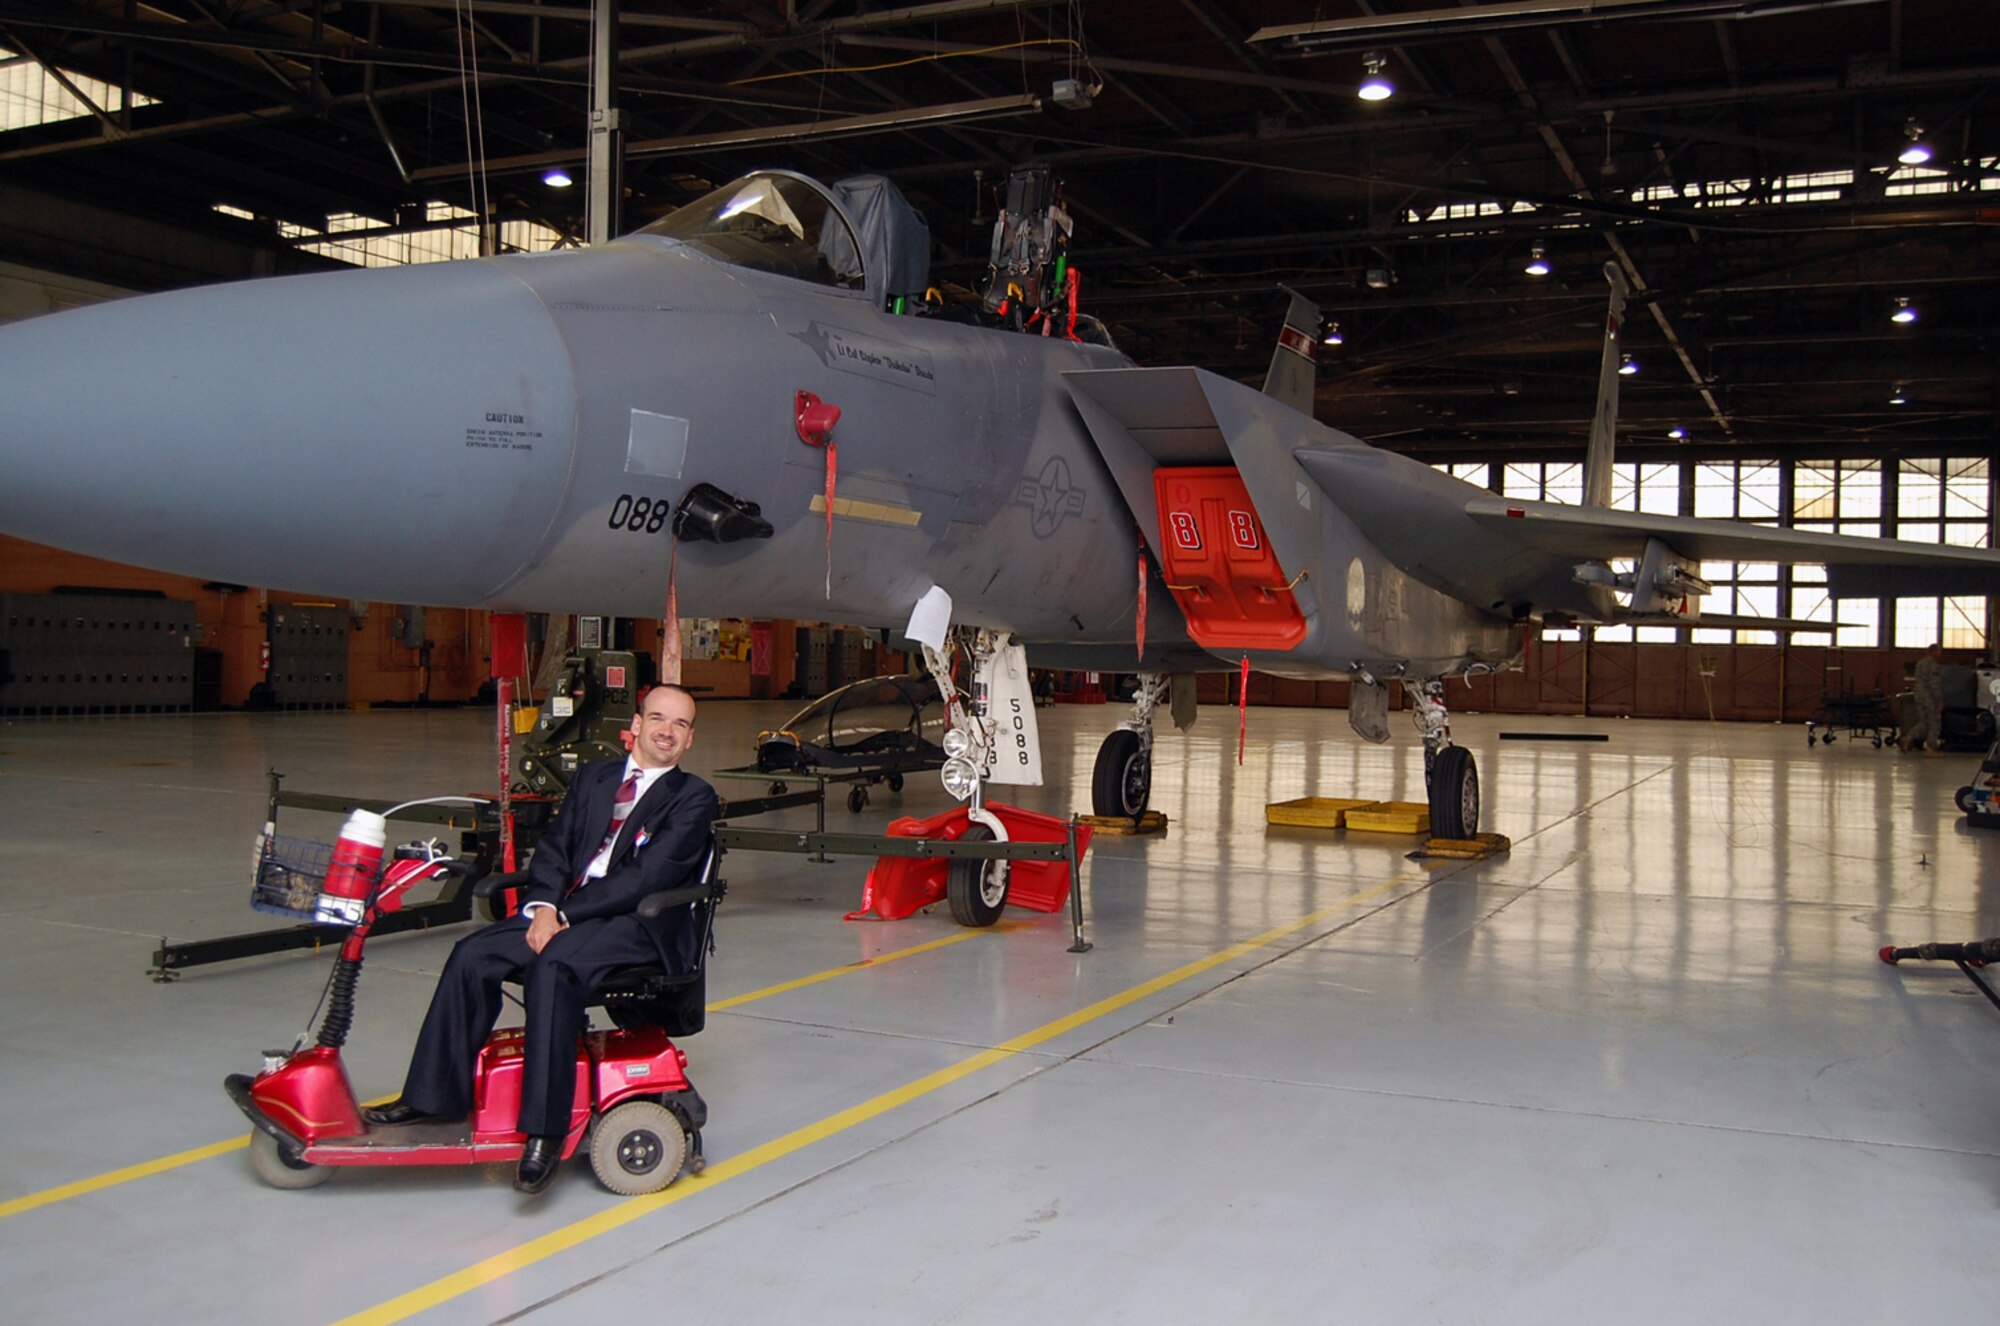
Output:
top-left (366, 683), bottom-right (719, 1194)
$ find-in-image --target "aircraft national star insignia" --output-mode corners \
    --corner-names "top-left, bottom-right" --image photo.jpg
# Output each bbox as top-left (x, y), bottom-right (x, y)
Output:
top-left (1017, 456), bottom-right (1087, 539)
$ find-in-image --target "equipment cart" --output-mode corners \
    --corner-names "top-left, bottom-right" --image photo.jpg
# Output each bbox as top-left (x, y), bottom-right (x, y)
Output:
top-left (1805, 689), bottom-right (1898, 748)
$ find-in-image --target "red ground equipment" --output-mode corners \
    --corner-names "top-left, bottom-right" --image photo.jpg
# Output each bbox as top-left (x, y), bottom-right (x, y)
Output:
top-left (226, 836), bottom-right (719, 1194)
top-left (846, 802), bottom-right (1091, 926)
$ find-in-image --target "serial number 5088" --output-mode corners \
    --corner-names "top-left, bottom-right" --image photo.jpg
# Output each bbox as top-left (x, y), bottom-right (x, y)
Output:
top-left (608, 494), bottom-right (670, 533)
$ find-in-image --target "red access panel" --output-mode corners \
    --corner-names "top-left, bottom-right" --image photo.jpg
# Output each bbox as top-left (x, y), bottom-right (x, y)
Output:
top-left (1152, 466), bottom-right (1306, 651)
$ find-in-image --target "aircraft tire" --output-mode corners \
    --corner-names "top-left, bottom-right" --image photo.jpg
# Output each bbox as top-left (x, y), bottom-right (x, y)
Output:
top-left (1091, 729), bottom-right (1151, 819)
top-left (1428, 746), bottom-right (1479, 840)
top-left (1957, 786), bottom-right (1975, 814)
top-left (947, 823), bottom-right (1008, 927)
top-left (248, 1130), bottom-right (331, 1190)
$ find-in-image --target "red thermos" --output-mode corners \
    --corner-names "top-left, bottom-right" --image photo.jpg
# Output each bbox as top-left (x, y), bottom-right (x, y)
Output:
top-left (316, 809), bottom-right (387, 926)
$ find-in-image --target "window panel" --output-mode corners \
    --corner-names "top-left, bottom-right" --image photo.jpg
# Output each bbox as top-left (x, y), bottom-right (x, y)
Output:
top-left (1895, 598), bottom-right (1940, 648)
top-left (1944, 597), bottom-right (1987, 650)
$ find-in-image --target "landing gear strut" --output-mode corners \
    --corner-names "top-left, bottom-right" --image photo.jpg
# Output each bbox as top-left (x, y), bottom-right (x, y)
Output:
top-left (1413, 678), bottom-right (1479, 839)
top-left (1092, 673), bottom-right (1165, 818)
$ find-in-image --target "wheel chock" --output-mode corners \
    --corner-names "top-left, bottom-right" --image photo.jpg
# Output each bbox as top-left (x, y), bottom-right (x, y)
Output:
top-left (1079, 810), bottom-right (1169, 835)
top-left (1344, 802), bottom-right (1431, 834)
top-left (1412, 833), bottom-right (1512, 860)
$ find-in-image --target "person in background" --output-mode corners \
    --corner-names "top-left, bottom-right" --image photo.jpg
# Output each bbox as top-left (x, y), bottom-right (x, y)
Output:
top-left (1904, 642), bottom-right (1947, 757)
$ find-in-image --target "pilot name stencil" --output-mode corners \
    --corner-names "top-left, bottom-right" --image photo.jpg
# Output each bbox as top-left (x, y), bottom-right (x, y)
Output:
top-left (792, 322), bottom-right (936, 394)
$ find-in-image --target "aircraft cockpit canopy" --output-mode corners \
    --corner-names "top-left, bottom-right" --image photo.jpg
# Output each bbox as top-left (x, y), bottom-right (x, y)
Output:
top-left (637, 171), bottom-right (932, 303)
top-left (639, 173), bottom-right (867, 291)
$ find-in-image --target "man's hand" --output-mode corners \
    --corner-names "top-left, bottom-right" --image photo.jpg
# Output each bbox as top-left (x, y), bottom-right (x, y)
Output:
top-left (524, 907), bottom-right (567, 954)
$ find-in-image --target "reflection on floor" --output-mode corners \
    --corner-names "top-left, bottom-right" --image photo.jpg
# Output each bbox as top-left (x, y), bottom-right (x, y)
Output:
top-left (2, 701), bottom-right (1996, 1321)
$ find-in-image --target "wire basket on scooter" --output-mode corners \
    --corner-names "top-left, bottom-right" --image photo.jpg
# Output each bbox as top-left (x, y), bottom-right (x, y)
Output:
top-left (250, 834), bottom-right (335, 920)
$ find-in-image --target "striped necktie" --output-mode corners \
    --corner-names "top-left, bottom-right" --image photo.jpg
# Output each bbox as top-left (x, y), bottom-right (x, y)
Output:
top-left (573, 771), bottom-right (641, 891)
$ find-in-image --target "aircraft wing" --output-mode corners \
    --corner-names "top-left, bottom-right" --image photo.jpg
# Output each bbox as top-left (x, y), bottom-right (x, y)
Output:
top-left (1461, 495), bottom-right (2000, 598)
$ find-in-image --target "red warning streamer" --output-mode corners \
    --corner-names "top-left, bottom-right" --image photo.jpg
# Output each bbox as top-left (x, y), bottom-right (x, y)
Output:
top-left (663, 535), bottom-right (682, 685)
top-left (1237, 654), bottom-right (1250, 765)
top-left (796, 390), bottom-right (843, 599)
top-left (1136, 536), bottom-right (1148, 663)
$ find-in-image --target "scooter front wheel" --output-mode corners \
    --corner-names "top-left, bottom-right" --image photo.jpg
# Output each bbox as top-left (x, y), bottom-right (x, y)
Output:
top-left (248, 1129), bottom-right (332, 1189)
top-left (590, 1100), bottom-right (688, 1196)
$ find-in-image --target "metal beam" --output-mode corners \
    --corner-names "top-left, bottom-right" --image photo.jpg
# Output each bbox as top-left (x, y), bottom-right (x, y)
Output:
top-left (406, 93), bottom-right (1044, 182)
top-left (1248, 0), bottom-right (1889, 54)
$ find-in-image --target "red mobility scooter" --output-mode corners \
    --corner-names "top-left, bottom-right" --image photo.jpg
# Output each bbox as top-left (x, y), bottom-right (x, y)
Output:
top-left (226, 826), bottom-right (721, 1195)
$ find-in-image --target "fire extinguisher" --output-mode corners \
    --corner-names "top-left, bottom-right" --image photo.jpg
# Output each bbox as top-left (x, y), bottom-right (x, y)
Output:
top-left (315, 809), bottom-right (387, 926)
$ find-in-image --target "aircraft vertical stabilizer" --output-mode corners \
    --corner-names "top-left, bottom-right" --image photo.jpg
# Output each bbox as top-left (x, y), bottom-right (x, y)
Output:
top-left (1261, 287), bottom-right (1321, 419)
top-left (1583, 262), bottom-right (1630, 508)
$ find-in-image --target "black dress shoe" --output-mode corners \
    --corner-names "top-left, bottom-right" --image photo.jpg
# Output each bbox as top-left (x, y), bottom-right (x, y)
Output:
top-left (364, 1100), bottom-right (449, 1127)
top-left (514, 1136), bottom-right (562, 1194)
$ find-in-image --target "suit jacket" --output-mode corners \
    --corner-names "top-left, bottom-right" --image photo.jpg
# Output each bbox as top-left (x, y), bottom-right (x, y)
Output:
top-left (521, 757), bottom-right (720, 971)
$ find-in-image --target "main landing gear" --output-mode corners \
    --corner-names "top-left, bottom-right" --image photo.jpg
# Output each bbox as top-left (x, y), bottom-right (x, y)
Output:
top-left (1091, 673), bottom-right (1165, 818)
top-left (1412, 678), bottom-right (1479, 839)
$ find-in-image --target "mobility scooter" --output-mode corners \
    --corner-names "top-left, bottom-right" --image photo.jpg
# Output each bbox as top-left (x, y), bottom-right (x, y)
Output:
top-left (226, 815), bottom-right (720, 1194)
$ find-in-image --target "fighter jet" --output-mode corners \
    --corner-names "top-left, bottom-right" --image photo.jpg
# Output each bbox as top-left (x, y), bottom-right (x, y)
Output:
top-left (4, 164), bottom-right (1996, 838)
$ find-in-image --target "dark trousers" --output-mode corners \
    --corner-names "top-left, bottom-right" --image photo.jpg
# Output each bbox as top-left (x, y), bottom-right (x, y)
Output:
top-left (398, 912), bottom-right (659, 1136)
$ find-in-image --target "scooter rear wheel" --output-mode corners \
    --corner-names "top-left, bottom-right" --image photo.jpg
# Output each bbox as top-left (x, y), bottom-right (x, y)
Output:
top-left (248, 1129), bottom-right (332, 1189)
top-left (589, 1100), bottom-right (688, 1196)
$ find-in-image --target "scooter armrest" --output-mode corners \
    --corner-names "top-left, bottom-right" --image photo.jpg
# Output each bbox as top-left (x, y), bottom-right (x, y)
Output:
top-left (473, 869), bottom-right (533, 900)
top-left (636, 882), bottom-right (713, 918)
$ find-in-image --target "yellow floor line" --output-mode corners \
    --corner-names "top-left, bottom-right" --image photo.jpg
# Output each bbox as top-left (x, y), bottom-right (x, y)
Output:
top-left (334, 871), bottom-right (1423, 1326)
top-left (708, 921), bottom-right (1024, 1011)
top-left (0, 925), bottom-right (1014, 1221)
top-left (0, 1137), bottom-right (249, 1220)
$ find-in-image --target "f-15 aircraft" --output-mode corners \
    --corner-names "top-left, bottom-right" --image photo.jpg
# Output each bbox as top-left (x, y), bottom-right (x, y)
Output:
top-left (4, 165), bottom-right (1996, 838)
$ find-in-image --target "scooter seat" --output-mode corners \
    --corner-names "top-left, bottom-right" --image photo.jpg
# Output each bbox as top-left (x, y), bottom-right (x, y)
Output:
top-left (470, 840), bottom-right (723, 1038)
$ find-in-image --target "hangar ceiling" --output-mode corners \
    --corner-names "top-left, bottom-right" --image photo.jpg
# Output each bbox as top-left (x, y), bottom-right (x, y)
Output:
top-left (2, 0), bottom-right (1995, 463)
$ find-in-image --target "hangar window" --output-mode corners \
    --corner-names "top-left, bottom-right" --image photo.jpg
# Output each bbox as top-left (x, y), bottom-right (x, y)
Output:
top-left (639, 173), bottom-right (865, 290)
top-left (1690, 462), bottom-right (1781, 644)
top-left (1501, 461), bottom-right (1581, 506)
top-left (1432, 462), bottom-right (1496, 490)
top-left (1594, 463), bottom-right (1687, 642)
top-left (1790, 459), bottom-right (1883, 647)
top-left (1891, 458), bottom-right (1989, 649)
top-left (1608, 461), bottom-right (1682, 517)
top-left (276, 203), bottom-right (560, 267)
top-left (0, 43), bottom-right (154, 131)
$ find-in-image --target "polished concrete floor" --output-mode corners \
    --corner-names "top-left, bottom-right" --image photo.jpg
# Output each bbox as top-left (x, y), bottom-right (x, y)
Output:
top-left (2, 698), bottom-right (1998, 1323)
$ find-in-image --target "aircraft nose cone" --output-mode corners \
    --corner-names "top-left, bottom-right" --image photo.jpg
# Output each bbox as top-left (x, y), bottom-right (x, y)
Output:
top-left (0, 259), bottom-right (576, 603)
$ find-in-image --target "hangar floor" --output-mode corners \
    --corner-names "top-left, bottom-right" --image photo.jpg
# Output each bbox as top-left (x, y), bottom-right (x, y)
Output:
top-left (3, 700), bottom-right (1997, 1322)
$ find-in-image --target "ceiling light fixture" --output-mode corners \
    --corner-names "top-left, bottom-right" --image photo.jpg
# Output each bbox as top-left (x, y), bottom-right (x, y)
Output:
top-left (1357, 52), bottom-right (1393, 102)
top-left (1891, 297), bottom-right (1918, 325)
top-left (1524, 241), bottom-right (1551, 277)
top-left (1889, 384), bottom-right (1908, 406)
top-left (1898, 118), bottom-right (1933, 166)
top-left (1618, 354), bottom-right (1639, 376)
top-left (542, 169), bottom-right (574, 188)
top-left (1322, 320), bottom-right (1344, 346)
top-left (1668, 426), bottom-right (1686, 439)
